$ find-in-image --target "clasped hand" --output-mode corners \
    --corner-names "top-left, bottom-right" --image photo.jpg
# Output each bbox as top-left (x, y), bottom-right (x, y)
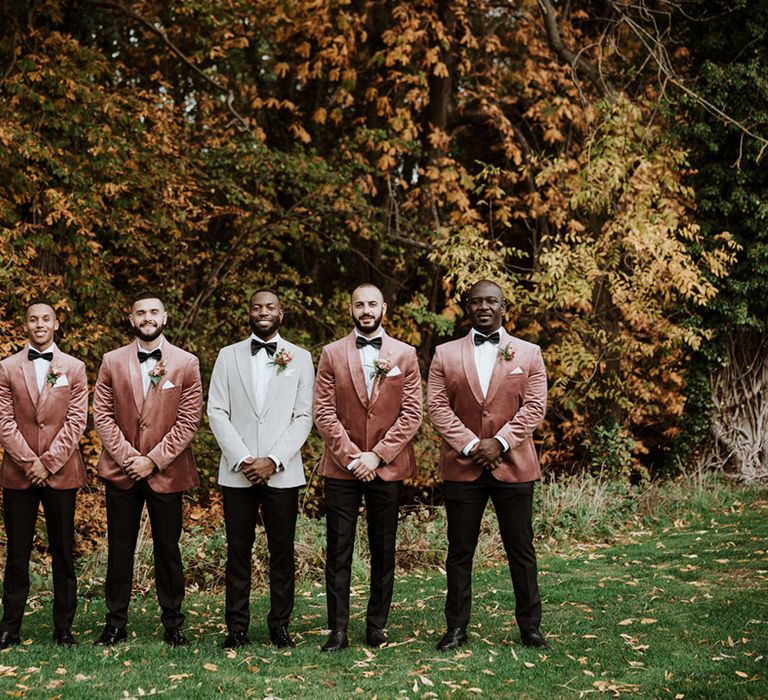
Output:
top-left (241, 457), bottom-right (276, 485)
top-left (124, 455), bottom-right (156, 480)
top-left (470, 438), bottom-right (503, 470)
top-left (27, 458), bottom-right (50, 487)
top-left (349, 451), bottom-right (379, 482)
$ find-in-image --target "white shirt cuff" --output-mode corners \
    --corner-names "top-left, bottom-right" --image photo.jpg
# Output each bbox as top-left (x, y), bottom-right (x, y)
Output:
top-left (495, 436), bottom-right (509, 453)
top-left (462, 438), bottom-right (480, 456)
top-left (233, 454), bottom-right (251, 472)
top-left (268, 455), bottom-right (283, 472)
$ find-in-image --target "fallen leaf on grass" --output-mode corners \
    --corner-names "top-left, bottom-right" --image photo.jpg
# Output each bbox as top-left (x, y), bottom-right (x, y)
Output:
top-left (0, 666), bottom-right (18, 677)
top-left (45, 680), bottom-right (65, 689)
top-left (202, 663), bottom-right (218, 672)
top-left (169, 674), bottom-right (192, 682)
top-left (640, 618), bottom-right (657, 625)
top-left (736, 671), bottom-right (748, 678)
top-left (419, 676), bottom-right (434, 687)
top-left (618, 619), bottom-right (634, 626)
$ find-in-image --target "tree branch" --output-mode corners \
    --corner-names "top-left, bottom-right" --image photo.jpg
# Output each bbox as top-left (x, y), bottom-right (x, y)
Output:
top-left (80, 0), bottom-right (254, 137)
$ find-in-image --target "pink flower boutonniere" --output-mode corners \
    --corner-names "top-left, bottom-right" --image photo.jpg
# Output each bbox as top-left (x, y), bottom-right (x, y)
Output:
top-left (371, 358), bottom-right (392, 381)
top-left (499, 343), bottom-right (515, 362)
top-left (47, 364), bottom-right (63, 386)
top-left (149, 359), bottom-right (167, 386)
top-left (270, 348), bottom-right (293, 375)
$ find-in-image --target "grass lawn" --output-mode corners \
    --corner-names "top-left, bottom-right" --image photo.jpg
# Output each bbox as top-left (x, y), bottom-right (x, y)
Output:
top-left (0, 488), bottom-right (765, 699)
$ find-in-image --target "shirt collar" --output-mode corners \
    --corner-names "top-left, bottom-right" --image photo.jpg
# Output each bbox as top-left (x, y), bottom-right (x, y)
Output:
top-left (354, 330), bottom-right (384, 341)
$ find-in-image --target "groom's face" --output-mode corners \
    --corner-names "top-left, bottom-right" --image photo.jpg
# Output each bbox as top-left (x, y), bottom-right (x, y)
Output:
top-left (249, 291), bottom-right (283, 340)
top-left (25, 303), bottom-right (59, 351)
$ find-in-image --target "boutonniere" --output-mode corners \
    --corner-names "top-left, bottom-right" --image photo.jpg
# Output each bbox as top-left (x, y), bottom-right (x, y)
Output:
top-left (47, 363), bottom-right (63, 386)
top-left (149, 359), bottom-right (167, 386)
top-left (371, 358), bottom-right (392, 381)
top-left (499, 343), bottom-right (515, 362)
top-left (270, 348), bottom-right (293, 375)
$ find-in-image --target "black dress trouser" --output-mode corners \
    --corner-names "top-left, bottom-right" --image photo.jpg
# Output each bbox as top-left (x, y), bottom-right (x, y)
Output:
top-left (443, 472), bottom-right (541, 631)
top-left (1, 486), bottom-right (77, 634)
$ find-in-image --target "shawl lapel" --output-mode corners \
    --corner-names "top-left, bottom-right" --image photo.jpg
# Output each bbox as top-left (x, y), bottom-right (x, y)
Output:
top-left (461, 333), bottom-right (485, 405)
top-left (21, 351), bottom-right (40, 406)
top-left (345, 333), bottom-right (370, 408)
top-left (235, 339), bottom-right (260, 416)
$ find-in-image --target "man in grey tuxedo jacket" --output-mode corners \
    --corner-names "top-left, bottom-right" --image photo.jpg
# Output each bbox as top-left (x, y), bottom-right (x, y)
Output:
top-left (208, 288), bottom-right (315, 649)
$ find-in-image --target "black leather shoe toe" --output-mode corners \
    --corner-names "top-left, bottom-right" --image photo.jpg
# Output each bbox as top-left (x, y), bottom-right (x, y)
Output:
top-left (163, 626), bottom-right (188, 647)
top-left (436, 627), bottom-right (468, 651)
top-left (321, 629), bottom-right (349, 652)
top-left (93, 624), bottom-right (127, 646)
top-left (269, 625), bottom-right (295, 649)
top-left (0, 631), bottom-right (20, 650)
top-left (521, 628), bottom-right (549, 648)
top-left (365, 626), bottom-right (388, 648)
top-left (222, 629), bottom-right (249, 649)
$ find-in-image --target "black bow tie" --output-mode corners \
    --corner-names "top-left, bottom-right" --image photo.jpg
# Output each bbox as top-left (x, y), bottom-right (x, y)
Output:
top-left (28, 349), bottom-right (53, 362)
top-left (251, 339), bottom-right (277, 357)
top-left (137, 348), bottom-right (162, 363)
top-left (474, 331), bottom-right (500, 346)
top-left (356, 336), bottom-right (382, 350)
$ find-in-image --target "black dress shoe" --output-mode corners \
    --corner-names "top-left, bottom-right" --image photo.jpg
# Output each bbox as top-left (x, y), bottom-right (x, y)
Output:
top-left (0, 631), bottom-right (20, 649)
top-left (54, 628), bottom-right (77, 646)
top-left (520, 629), bottom-right (549, 648)
top-left (222, 629), bottom-right (249, 649)
top-left (320, 629), bottom-right (349, 652)
top-left (365, 626), bottom-right (388, 648)
top-left (269, 625), bottom-right (295, 649)
top-left (93, 624), bottom-right (127, 646)
top-left (436, 627), bottom-right (468, 651)
top-left (163, 626), bottom-right (188, 647)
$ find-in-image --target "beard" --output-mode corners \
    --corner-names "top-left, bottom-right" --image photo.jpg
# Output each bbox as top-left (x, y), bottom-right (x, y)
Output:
top-left (133, 321), bottom-right (164, 342)
top-left (353, 310), bottom-right (383, 335)
top-left (249, 316), bottom-right (281, 339)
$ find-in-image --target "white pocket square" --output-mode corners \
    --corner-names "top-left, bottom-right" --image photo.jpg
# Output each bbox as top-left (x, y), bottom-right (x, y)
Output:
top-left (53, 374), bottom-right (69, 387)
top-left (510, 366), bottom-right (525, 375)
top-left (161, 379), bottom-right (176, 390)
top-left (386, 366), bottom-right (402, 377)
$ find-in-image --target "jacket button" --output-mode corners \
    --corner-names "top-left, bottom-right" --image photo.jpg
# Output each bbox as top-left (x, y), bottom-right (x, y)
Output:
top-left (483, 411), bottom-right (489, 417)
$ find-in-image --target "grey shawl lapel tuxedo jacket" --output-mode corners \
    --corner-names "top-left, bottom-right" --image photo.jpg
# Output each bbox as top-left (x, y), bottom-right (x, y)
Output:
top-left (207, 337), bottom-right (315, 489)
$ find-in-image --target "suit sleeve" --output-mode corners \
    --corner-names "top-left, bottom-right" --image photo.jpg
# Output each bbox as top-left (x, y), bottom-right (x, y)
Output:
top-left (495, 346), bottom-right (547, 449)
top-left (269, 350), bottom-right (315, 467)
top-left (206, 349), bottom-right (250, 469)
top-left (0, 361), bottom-right (37, 472)
top-left (313, 347), bottom-right (362, 464)
top-left (93, 355), bottom-right (141, 467)
top-left (372, 347), bottom-right (423, 464)
top-left (427, 347), bottom-right (478, 452)
top-left (146, 355), bottom-right (203, 470)
top-left (39, 360), bottom-right (88, 473)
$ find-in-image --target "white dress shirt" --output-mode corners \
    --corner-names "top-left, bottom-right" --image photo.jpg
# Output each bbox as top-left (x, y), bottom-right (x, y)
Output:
top-left (137, 338), bottom-right (164, 397)
top-left (30, 343), bottom-right (55, 392)
top-left (234, 333), bottom-right (282, 473)
top-left (356, 330), bottom-right (383, 398)
top-left (462, 328), bottom-right (509, 455)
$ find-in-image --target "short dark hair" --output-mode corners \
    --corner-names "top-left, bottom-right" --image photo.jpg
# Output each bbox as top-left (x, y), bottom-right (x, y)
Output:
top-left (25, 298), bottom-right (58, 316)
top-left (249, 288), bottom-right (281, 305)
top-left (131, 290), bottom-right (165, 306)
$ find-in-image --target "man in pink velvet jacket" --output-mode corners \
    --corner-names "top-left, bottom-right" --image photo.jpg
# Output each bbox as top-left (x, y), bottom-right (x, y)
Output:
top-left (428, 279), bottom-right (549, 651)
top-left (314, 283), bottom-right (423, 651)
top-left (0, 300), bottom-right (88, 649)
top-left (92, 291), bottom-right (202, 647)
